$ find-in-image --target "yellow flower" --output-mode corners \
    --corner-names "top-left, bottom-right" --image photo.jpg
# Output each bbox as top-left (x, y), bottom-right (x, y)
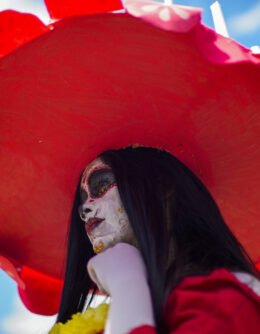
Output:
top-left (49, 303), bottom-right (109, 334)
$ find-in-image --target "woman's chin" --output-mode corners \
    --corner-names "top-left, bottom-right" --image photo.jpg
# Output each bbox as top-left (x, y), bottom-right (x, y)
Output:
top-left (92, 238), bottom-right (139, 254)
top-left (91, 235), bottom-right (117, 253)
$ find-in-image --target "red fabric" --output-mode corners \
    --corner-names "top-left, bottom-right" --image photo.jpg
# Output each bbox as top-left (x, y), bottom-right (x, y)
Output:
top-left (129, 269), bottom-right (260, 334)
top-left (0, 255), bottom-right (25, 289)
top-left (44, 0), bottom-right (123, 19)
top-left (1, 13), bottom-right (259, 282)
top-left (0, 10), bottom-right (50, 58)
top-left (130, 326), bottom-right (156, 334)
top-left (18, 266), bottom-right (63, 315)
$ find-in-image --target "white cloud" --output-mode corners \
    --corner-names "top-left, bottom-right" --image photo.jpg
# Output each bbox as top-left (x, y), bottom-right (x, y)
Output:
top-left (0, 0), bottom-right (51, 24)
top-left (228, 1), bottom-right (260, 35)
top-left (2, 295), bottom-right (56, 334)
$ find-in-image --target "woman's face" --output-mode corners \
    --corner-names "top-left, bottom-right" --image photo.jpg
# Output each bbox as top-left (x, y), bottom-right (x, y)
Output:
top-left (79, 157), bottom-right (137, 253)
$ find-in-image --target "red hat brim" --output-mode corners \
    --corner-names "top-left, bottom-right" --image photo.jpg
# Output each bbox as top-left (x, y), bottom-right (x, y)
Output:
top-left (0, 12), bottom-right (259, 313)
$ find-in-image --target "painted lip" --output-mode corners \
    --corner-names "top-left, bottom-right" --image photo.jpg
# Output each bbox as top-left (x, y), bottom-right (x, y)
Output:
top-left (85, 217), bottom-right (105, 234)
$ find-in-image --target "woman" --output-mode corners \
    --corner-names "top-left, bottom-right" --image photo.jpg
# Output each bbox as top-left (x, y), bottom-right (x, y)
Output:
top-left (57, 146), bottom-right (260, 334)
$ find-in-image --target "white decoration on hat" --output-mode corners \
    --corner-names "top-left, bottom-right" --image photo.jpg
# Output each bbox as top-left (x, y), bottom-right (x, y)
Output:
top-left (126, 4), bottom-right (142, 17)
top-left (125, 0), bottom-right (202, 33)
top-left (250, 45), bottom-right (260, 54)
top-left (159, 7), bottom-right (171, 22)
top-left (139, 0), bottom-right (191, 22)
top-left (142, 4), bottom-right (159, 12)
top-left (210, 1), bottom-right (229, 37)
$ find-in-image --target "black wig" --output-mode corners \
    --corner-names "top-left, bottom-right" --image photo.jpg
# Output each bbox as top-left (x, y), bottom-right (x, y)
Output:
top-left (57, 147), bottom-right (259, 331)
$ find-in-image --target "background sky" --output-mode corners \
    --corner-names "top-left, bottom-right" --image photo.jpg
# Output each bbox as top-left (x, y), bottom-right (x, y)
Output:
top-left (0, 1), bottom-right (259, 334)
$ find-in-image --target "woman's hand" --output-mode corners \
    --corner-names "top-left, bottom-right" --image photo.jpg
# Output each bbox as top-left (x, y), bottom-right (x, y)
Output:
top-left (87, 243), bottom-right (147, 295)
top-left (87, 243), bottom-right (155, 334)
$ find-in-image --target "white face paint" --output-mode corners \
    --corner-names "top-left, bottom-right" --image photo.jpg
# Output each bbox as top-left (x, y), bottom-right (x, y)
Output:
top-left (79, 158), bottom-right (137, 253)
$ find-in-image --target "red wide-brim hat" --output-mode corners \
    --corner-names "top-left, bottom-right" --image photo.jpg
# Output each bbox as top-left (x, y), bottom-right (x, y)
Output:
top-left (0, 0), bottom-right (259, 315)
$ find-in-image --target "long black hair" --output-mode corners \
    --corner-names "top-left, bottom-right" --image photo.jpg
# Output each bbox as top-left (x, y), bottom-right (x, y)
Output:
top-left (57, 147), bottom-right (259, 331)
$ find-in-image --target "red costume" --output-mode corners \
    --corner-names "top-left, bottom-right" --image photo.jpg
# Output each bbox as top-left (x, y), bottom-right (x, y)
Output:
top-left (130, 269), bottom-right (260, 333)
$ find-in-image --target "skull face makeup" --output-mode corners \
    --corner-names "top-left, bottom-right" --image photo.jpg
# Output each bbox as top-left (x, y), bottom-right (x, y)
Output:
top-left (79, 158), bottom-right (137, 253)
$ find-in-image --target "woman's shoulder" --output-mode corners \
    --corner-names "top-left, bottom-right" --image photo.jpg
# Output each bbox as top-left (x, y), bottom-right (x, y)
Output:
top-left (167, 268), bottom-right (260, 300)
top-left (164, 268), bottom-right (260, 333)
top-left (169, 268), bottom-right (260, 296)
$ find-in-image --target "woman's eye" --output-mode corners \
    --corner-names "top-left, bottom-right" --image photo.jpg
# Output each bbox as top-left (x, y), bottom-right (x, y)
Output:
top-left (96, 180), bottom-right (114, 197)
top-left (88, 168), bottom-right (116, 197)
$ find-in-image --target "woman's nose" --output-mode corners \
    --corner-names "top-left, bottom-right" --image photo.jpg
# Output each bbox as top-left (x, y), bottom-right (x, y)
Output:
top-left (78, 204), bottom-right (92, 221)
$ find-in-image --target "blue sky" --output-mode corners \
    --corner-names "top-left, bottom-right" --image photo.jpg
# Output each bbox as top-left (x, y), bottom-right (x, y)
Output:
top-left (177, 0), bottom-right (260, 47)
top-left (0, 270), bottom-right (55, 334)
top-left (0, 1), bottom-right (259, 333)
top-left (0, 271), bottom-right (16, 327)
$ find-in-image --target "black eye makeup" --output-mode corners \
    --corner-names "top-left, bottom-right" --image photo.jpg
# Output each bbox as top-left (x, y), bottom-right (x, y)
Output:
top-left (88, 168), bottom-right (116, 198)
top-left (80, 188), bottom-right (88, 204)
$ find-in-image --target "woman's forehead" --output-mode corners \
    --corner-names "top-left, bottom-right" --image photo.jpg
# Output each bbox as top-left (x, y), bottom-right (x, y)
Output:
top-left (81, 157), bottom-right (110, 185)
